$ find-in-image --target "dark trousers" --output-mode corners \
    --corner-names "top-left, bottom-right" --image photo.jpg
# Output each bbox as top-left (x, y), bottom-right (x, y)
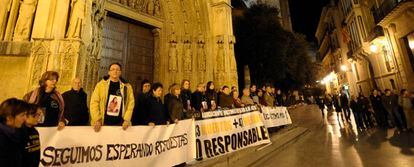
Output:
top-left (361, 110), bottom-right (373, 128)
top-left (342, 107), bottom-right (351, 121)
top-left (353, 111), bottom-right (364, 129)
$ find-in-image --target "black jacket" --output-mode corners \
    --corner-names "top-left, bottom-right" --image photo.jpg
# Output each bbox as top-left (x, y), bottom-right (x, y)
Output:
top-left (218, 93), bottom-right (234, 109)
top-left (192, 91), bottom-right (207, 111)
top-left (350, 100), bottom-right (362, 113)
top-left (18, 125), bottom-right (40, 167)
top-left (340, 95), bottom-right (349, 107)
top-left (180, 89), bottom-right (192, 110)
top-left (62, 89), bottom-right (89, 125)
top-left (370, 94), bottom-right (384, 111)
top-left (0, 123), bottom-right (23, 167)
top-left (205, 90), bottom-right (217, 109)
top-left (143, 95), bottom-right (169, 125)
top-left (132, 92), bottom-right (150, 125)
top-left (165, 94), bottom-right (184, 121)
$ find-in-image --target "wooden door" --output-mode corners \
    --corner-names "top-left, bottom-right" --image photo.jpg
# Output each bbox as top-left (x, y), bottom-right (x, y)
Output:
top-left (101, 16), bottom-right (154, 95)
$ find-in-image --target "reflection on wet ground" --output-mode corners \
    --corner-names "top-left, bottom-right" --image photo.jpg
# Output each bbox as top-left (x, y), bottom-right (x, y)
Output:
top-left (258, 105), bottom-right (414, 167)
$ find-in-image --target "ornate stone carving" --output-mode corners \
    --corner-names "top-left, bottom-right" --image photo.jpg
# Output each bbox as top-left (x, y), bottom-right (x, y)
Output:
top-left (216, 36), bottom-right (225, 72)
top-left (183, 36), bottom-right (192, 71)
top-left (13, 0), bottom-right (38, 41)
top-left (30, 41), bottom-right (51, 88)
top-left (229, 36), bottom-right (236, 71)
top-left (66, 0), bottom-right (85, 38)
top-left (90, 0), bottom-right (106, 59)
top-left (0, 0), bottom-right (12, 40)
top-left (152, 28), bottom-right (160, 80)
top-left (197, 35), bottom-right (206, 72)
top-left (168, 33), bottom-right (178, 72)
top-left (147, 0), bottom-right (154, 15)
top-left (111, 0), bottom-right (161, 17)
top-left (154, 0), bottom-right (161, 16)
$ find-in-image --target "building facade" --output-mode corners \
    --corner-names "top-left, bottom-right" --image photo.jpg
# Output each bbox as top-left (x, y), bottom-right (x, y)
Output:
top-left (316, 0), bottom-right (414, 96)
top-left (0, 0), bottom-right (239, 101)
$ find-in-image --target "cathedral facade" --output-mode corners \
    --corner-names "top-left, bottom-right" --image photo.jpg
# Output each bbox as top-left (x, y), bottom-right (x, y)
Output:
top-left (0, 0), bottom-right (238, 101)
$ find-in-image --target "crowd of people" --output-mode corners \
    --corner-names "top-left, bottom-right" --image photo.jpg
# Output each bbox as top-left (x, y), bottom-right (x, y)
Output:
top-left (0, 62), bottom-right (291, 166)
top-left (315, 89), bottom-right (414, 133)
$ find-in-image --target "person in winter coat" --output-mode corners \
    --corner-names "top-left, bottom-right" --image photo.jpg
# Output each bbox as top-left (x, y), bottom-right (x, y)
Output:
top-left (264, 85), bottom-right (275, 107)
top-left (0, 98), bottom-right (30, 167)
top-left (241, 88), bottom-right (254, 105)
top-left (18, 104), bottom-right (42, 167)
top-left (180, 80), bottom-right (192, 118)
top-left (23, 71), bottom-right (65, 130)
top-left (316, 95), bottom-right (325, 118)
top-left (192, 83), bottom-right (208, 112)
top-left (398, 89), bottom-right (414, 130)
top-left (370, 89), bottom-right (387, 128)
top-left (275, 89), bottom-right (285, 106)
top-left (62, 78), bottom-right (89, 126)
top-left (131, 79), bottom-right (151, 125)
top-left (350, 96), bottom-right (364, 130)
top-left (218, 86), bottom-right (234, 109)
top-left (359, 93), bottom-right (373, 128)
top-left (382, 89), bottom-right (404, 132)
top-left (250, 84), bottom-right (259, 104)
top-left (90, 63), bottom-right (135, 132)
top-left (340, 92), bottom-right (351, 122)
top-left (205, 81), bottom-right (218, 110)
top-left (165, 83), bottom-right (184, 123)
top-left (143, 83), bottom-right (169, 125)
top-left (232, 90), bottom-right (244, 108)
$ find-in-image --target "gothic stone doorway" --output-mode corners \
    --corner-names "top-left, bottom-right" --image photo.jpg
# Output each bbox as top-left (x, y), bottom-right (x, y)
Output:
top-left (100, 14), bottom-right (154, 95)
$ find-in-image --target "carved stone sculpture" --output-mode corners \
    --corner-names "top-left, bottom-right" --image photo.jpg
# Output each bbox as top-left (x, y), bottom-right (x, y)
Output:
top-left (168, 42), bottom-right (178, 72)
top-left (13, 0), bottom-right (38, 41)
top-left (183, 42), bottom-right (192, 71)
top-left (217, 42), bottom-right (225, 72)
top-left (66, 0), bottom-right (85, 38)
top-left (0, 0), bottom-right (12, 40)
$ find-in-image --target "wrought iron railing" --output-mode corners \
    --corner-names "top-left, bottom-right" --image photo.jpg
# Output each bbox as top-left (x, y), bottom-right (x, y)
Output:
top-left (373, 0), bottom-right (405, 24)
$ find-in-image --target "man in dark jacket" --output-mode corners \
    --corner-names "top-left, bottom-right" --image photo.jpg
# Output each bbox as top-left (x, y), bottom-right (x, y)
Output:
top-left (382, 89), bottom-right (404, 131)
top-left (370, 89), bottom-right (387, 128)
top-left (62, 78), bottom-right (89, 126)
top-left (132, 80), bottom-right (151, 125)
top-left (340, 93), bottom-right (351, 122)
top-left (350, 96), bottom-right (364, 130)
top-left (218, 86), bottom-right (234, 109)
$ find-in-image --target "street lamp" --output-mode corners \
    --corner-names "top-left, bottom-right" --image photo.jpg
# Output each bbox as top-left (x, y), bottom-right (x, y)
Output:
top-left (340, 65), bottom-right (348, 72)
top-left (370, 44), bottom-right (378, 53)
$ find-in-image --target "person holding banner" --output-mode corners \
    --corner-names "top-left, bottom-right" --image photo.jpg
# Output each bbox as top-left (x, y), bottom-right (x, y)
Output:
top-left (192, 83), bottom-right (208, 113)
top-left (143, 82), bottom-right (170, 125)
top-left (165, 83), bottom-right (184, 123)
top-left (206, 81), bottom-right (218, 110)
top-left (232, 90), bottom-right (244, 108)
top-left (132, 79), bottom-right (151, 125)
top-left (241, 88), bottom-right (254, 105)
top-left (23, 71), bottom-right (66, 130)
top-left (180, 79), bottom-right (193, 118)
top-left (62, 78), bottom-right (89, 126)
top-left (218, 86), bottom-right (234, 109)
top-left (0, 98), bottom-right (30, 167)
top-left (90, 63), bottom-right (135, 132)
top-left (250, 84), bottom-right (259, 104)
top-left (264, 85), bottom-right (275, 107)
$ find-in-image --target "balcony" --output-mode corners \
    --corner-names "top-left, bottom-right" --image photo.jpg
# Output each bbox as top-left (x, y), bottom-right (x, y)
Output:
top-left (366, 26), bottom-right (384, 42)
top-left (373, 0), bottom-right (405, 24)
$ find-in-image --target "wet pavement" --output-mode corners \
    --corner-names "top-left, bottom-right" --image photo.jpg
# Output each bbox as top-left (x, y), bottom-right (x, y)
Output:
top-left (254, 105), bottom-right (414, 167)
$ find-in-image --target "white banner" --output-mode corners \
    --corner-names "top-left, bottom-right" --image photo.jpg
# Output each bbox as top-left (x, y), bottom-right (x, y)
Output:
top-left (195, 111), bottom-right (271, 160)
top-left (261, 106), bottom-right (292, 128)
top-left (37, 119), bottom-right (196, 167)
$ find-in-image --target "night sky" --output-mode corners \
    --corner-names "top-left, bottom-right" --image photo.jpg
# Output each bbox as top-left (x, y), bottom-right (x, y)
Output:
top-left (289, 0), bottom-right (330, 42)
